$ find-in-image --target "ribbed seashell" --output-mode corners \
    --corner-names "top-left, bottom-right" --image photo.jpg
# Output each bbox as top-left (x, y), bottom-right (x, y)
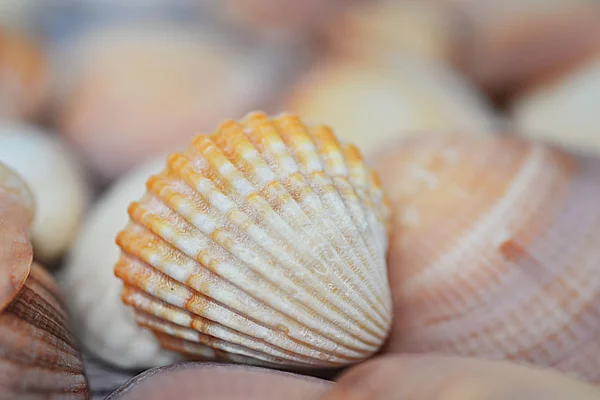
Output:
top-left (451, 0), bottom-right (600, 102)
top-left (0, 263), bottom-right (90, 399)
top-left (114, 112), bottom-right (393, 370)
top-left (285, 57), bottom-right (499, 158)
top-left (511, 56), bottom-right (600, 155)
top-left (106, 362), bottom-right (331, 400)
top-left (0, 162), bottom-right (34, 310)
top-left (373, 135), bottom-right (600, 384)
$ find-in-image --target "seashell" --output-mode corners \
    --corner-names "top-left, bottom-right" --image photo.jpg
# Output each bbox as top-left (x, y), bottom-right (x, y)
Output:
top-left (0, 262), bottom-right (90, 399)
top-left (0, 162), bottom-right (34, 311)
top-left (451, 0), bottom-right (600, 102)
top-left (0, 122), bottom-right (90, 262)
top-left (0, 29), bottom-right (48, 119)
top-left (373, 135), bottom-right (600, 384)
top-left (323, 0), bottom-right (458, 66)
top-left (285, 57), bottom-right (499, 158)
top-left (511, 56), bottom-right (600, 155)
top-left (114, 112), bottom-right (393, 370)
top-left (57, 23), bottom-right (282, 180)
top-left (106, 362), bottom-right (332, 400)
top-left (59, 156), bottom-right (181, 369)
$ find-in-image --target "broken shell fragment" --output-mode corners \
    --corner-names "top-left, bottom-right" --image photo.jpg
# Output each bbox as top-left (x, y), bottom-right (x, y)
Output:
top-left (114, 112), bottom-right (393, 370)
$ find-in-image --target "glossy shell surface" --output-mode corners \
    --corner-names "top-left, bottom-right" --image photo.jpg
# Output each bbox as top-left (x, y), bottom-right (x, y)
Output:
top-left (115, 112), bottom-right (393, 369)
top-left (374, 135), bottom-right (600, 383)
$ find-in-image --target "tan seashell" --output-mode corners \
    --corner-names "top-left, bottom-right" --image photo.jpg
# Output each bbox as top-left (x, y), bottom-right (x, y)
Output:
top-left (0, 162), bottom-right (34, 311)
top-left (373, 135), bottom-right (600, 384)
top-left (452, 0), bottom-right (600, 101)
top-left (285, 57), bottom-right (498, 158)
top-left (511, 56), bottom-right (600, 155)
top-left (0, 29), bottom-right (48, 119)
top-left (0, 263), bottom-right (89, 399)
top-left (114, 112), bottom-right (393, 370)
top-left (324, 0), bottom-right (457, 66)
top-left (57, 23), bottom-right (280, 180)
top-left (106, 363), bottom-right (332, 400)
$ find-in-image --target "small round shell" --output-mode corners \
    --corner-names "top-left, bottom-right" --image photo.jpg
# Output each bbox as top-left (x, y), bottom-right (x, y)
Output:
top-left (115, 112), bottom-right (393, 370)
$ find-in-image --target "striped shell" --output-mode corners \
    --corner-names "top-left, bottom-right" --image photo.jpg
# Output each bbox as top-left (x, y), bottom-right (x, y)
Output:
top-left (0, 263), bottom-right (89, 399)
top-left (374, 135), bottom-right (600, 384)
top-left (114, 112), bottom-right (393, 370)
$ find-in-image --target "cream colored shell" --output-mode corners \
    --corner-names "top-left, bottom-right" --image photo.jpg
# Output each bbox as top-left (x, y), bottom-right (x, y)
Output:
top-left (0, 123), bottom-right (90, 262)
top-left (114, 112), bottom-right (393, 369)
top-left (285, 57), bottom-right (499, 158)
top-left (59, 156), bottom-right (180, 369)
top-left (512, 57), bottom-right (600, 155)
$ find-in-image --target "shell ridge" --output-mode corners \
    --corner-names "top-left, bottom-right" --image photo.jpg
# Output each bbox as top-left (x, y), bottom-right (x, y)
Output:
top-left (115, 255), bottom-right (373, 360)
top-left (204, 124), bottom-right (388, 331)
top-left (267, 116), bottom-right (389, 317)
top-left (124, 286), bottom-right (350, 365)
top-left (188, 131), bottom-right (387, 337)
top-left (117, 222), bottom-right (376, 357)
top-left (241, 115), bottom-right (389, 324)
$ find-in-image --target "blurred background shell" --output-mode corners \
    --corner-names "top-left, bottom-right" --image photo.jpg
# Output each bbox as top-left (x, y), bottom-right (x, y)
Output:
top-left (0, 263), bottom-right (89, 399)
top-left (450, 0), bottom-right (600, 103)
top-left (285, 56), bottom-right (499, 157)
top-left (511, 56), bottom-right (600, 155)
top-left (0, 122), bottom-right (90, 262)
top-left (373, 135), bottom-right (600, 384)
top-left (114, 112), bottom-right (392, 370)
top-left (54, 22), bottom-right (287, 181)
top-left (59, 156), bottom-right (180, 370)
top-left (322, 0), bottom-right (458, 67)
top-left (106, 363), bottom-right (332, 400)
top-left (0, 28), bottom-right (48, 120)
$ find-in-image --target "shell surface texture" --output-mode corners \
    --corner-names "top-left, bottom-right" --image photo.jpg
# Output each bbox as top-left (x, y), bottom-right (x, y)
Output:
top-left (374, 135), bottom-right (600, 384)
top-left (114, 112), bottom-right (393, 370)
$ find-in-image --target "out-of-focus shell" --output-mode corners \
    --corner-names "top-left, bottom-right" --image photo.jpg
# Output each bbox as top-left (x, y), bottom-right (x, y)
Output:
top-left (373, 135), bottom-right (600, 384)
top-left (57, 23), bottom-right (283, 180)
top-left (0, 123), bottom-right (90, 262)
top-left (451, 0), bottom-right (600, 101)
top-left (0, 162), bottom-right (34, 310)
top-left (323, 0), bottom-right (457, 66)
top-left (285, 57), bottom-right (498, 158)
top-left (511, 56), bottom-right (600, 155)
top-left (0, 29), bottom-right (48, 119)
top-left (59, 156), bottom-right (181, 369)
top-left (0, 263), bottom-right (89, 399)
top-left (114, 112), bottom-right (393, 370)
top-left (106, 362), bottom-right (332, 400)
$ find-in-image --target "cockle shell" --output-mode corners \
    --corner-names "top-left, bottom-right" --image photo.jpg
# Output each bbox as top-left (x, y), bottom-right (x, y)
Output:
top-left (0, 29), bottom-right (47, 119)
top-left (373, 135), bottom-right (600, 384)
top-left (106, 363), bottom-right (332, 400)
top-left (0, 123), bottom-right (90, 262)
top-left (451, 0), bottom-right (600, 101)
top-left (512, 56), bottom-right (600, 155)
top-left (285, 57), bottom-right (499, 158)
top-left (0, 165), bottom-right (89, 399)
top-left (114, 112), bottom-right (393, 370)
top-left (60, 156), bottom-right (181, 369)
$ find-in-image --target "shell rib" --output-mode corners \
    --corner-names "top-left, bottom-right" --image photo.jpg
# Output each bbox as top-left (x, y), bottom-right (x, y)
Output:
top-left (0, 263), bottom-right (89, 399)
top-left (115, 112), bottom-right (392, 369)
top-left (374, 135), bottom-right (600, 384)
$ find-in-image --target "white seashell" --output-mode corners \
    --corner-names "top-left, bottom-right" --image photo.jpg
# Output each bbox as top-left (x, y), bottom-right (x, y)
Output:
top-left (0, 122), bottom-right (90, 262)
top-left (59, 156), bottom-right (181, 369)
top-left (114, 112), bottom-right (393, 370)
top-left (285, 57), bottom-right (500, 158)
top-left (512, 56), bottom-right (600, 155)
